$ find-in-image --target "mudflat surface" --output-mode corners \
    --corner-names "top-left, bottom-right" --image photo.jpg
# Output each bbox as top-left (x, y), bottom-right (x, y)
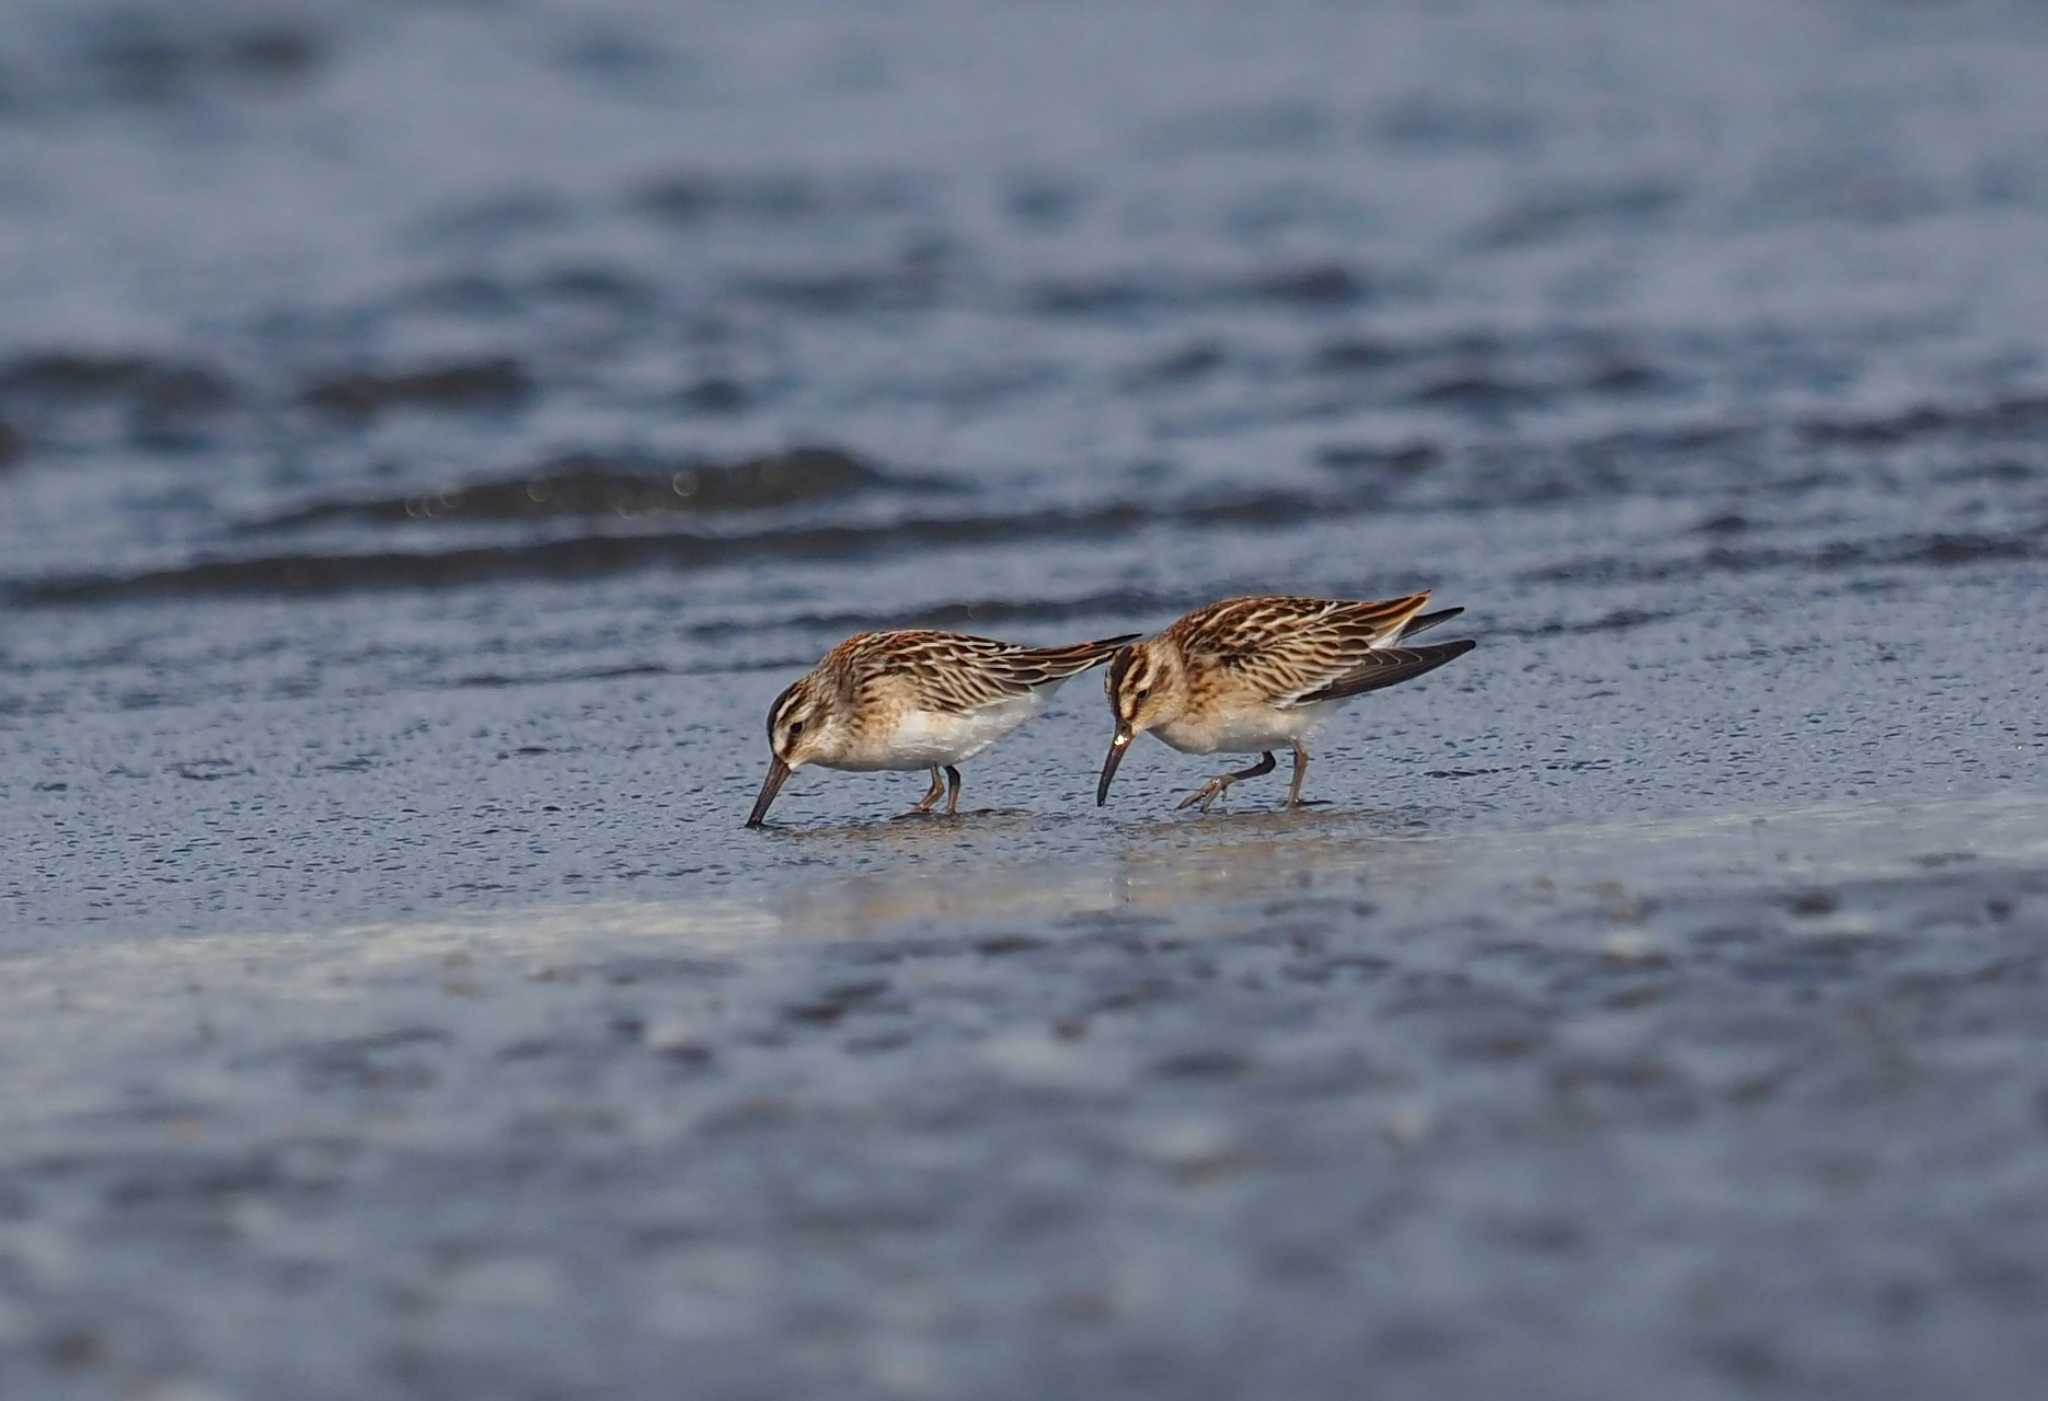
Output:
top-left (2, 1), bottom-right (2046, 1397)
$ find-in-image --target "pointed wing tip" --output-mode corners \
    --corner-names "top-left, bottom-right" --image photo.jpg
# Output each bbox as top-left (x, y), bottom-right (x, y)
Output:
top-left (1078, 634), bottom-right (1143, 672)
top-left (1401, 605), bottom-right (1465, 639)
top-left (1075, 632), bottom-right (1144, 661)
top-left (1016, 632), bottom-right (1148, 684)
top-left (1299, 634), bottom-right (1477, 703)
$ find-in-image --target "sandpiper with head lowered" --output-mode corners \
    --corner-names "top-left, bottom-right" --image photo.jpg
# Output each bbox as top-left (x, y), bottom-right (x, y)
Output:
top-left (747, 628), bottom-right (1141, 826)
top-left (1097, 593), bottom-right (1475, 812)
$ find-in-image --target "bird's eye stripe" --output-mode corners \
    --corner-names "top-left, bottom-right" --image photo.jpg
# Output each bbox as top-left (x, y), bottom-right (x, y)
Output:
top-left (766, 682), bottom-right (806, 741)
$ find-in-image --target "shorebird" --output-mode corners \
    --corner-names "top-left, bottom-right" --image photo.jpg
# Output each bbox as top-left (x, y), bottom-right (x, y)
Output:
top-left (1096, 593), bottom-right (1474, 812)
top-left (746, 628), bottom-right (1140, 826)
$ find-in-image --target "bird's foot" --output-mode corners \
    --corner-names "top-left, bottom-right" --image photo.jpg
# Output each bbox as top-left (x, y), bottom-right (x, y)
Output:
top-left (1177, 776), bottom-right (1233, 812)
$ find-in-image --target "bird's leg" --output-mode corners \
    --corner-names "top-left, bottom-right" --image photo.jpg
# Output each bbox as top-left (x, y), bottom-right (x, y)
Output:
top-left (1286, 740), bottom-right (1313, 806)
top-left (943, 765), bottom-right (963, 816)
top-left (909, 766), bottom-right (945, 814)
top-left (1178, 751), bottom-right (1277, 812)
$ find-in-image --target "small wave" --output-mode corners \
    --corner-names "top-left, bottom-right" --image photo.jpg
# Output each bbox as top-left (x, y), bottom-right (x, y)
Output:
top-left (1370, 95), bottom-right (1536, 153)
top-left (0, 350), bottom-right (234, 415)
top-left (533, 264), bottom-right (652, 306)
top-left (0, 350), bottom-right (237, 452)
top-left (1026, 260), bottom-right (1375, 318)
top-left (1798, 394), bottom-right (2048, 447)
top-left (21, 492), bottom-right (1338, 606)
top-left (1407, 361), bottom-right (1668, 414)
top-left (1582, 423), bottom-right (1754, 458)
top-left (1026, 276), bottom-right (1158, 317)
top-left (1002, 176), bottom-right (1088, 229)
top-left (677, 377), bottom-right (753, 414)
top-left (626, 169), bottom-right (922, 226)
top-left (1122, 342), bottom-right (1229, 390)
top-left (681, 590), bottom-right (1190, 642)
top-left (1468, 180), bottom-right (1682, 251)
top-left (397, 263), bottom-right (665, 326)
top-left (298, 356), bottom-right (532, 419)
top-left (1407, 373), bottom-right (1551, 412)
top-left (411, 190), bottom-right (573, 247)
top-left (1315, 442), bottom-right (1440, 475)
top-left (738, 259), bottom-right (945, 315)
top-left (556, 26), bottom-right (685, 88)
top-left (1693, 513), bottom-right (1752, 536)
top-left (1523, 528), bottom-right (2047, 586)
top-left (1311, 338), bottom-right (1403, 374)
top-left (236, 447), bottom-right (915, 532)
top-left (1511, 608), bottom-right (1676, 638)
top-left (18, 511), bottom-right (1122, 605)
top-left (81, 19), bottom-right (327, 105)
top-left (449, 664), bottom-right (671, 692)
top-left (1307, 329), bottom-right (1673, 413)
top-left (1243, 262), bottom-right (1372, 307)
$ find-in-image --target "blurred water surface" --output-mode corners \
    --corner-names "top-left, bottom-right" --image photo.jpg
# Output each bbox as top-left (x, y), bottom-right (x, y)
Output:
top-left (2, 1), bottom-right (2046, 1397)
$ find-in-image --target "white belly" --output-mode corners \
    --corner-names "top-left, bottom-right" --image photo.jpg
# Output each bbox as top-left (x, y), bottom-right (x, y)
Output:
top-left (1153, 699), bottom-right (1339, 756)
top-left (819, 687), bottom-right (1053, 772)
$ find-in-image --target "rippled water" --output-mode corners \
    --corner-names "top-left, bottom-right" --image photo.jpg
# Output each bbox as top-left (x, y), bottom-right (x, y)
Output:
top-left (3, 0), bottom-right (2046, 1396)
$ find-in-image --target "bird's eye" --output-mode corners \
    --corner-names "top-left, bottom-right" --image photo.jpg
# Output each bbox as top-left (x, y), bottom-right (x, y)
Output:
top-left (1135, 687), bottom-right (1150, 701)
top-left (788, 720), bottom-right (805, 736)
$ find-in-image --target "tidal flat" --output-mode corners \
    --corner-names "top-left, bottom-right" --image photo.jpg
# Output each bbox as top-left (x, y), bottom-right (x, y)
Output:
top-left (4, 0), bottom-right (2047, 1394)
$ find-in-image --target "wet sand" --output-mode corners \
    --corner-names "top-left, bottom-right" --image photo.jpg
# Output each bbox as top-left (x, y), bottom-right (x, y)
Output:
top-left (5, 0), bottom-right (2048, 1395)
top-left (5, 795), bottom-right (2047, 1398)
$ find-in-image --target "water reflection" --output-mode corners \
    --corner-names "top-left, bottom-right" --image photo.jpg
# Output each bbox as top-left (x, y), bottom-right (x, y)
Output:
top-left (750, 791), bottom-right (2048, 945)
top-left (17, 793), bottom-right (2034, 989)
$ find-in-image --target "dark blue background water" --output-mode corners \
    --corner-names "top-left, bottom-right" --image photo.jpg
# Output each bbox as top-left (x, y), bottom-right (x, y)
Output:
top-left (2, 2), bottom-right (2046, 1396)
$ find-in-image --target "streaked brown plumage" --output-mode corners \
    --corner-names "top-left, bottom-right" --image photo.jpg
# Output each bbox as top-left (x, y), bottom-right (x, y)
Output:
top-left (747, 628), bottom-right (1140, 826)
top-left (1097, 593), bottom-right (1475, 811)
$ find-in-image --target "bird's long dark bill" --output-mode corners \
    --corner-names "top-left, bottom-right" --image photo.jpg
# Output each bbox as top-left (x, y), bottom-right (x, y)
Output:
top-left (745, 756), bottom-right (792, 827)
top-left (1097, 732), bottom-right (1132, 806)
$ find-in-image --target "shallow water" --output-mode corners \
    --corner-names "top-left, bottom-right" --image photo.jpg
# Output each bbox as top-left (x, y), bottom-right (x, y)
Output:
top-left (6, 792), bottom-right (2048, 1399)
top-left (3, 0), bottom-right (2047, 1396)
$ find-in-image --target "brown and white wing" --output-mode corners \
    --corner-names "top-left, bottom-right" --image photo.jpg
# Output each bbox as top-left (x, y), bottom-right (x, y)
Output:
top-left (1168, 593), bottom-right (1445, 706)
top-left (1292, 638), bottom-right (1476, 703)
top-left (849, 629), bottom-right (1140, 714)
